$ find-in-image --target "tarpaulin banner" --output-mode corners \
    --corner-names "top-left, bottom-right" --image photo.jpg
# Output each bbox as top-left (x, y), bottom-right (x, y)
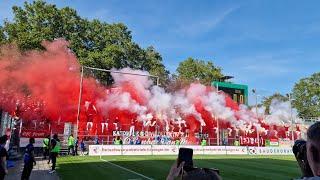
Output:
top-left (20, 130), bottom-right (48, 138)
top-left (89, 145), bottom-right (249, 156)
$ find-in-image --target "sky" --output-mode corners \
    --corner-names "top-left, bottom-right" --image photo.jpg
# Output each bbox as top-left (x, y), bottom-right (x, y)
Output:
top-left (1, 0), bottom-right (320, 104)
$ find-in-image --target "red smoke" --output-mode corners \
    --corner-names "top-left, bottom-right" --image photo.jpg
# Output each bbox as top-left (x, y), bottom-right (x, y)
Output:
top-left (0, 40), bottom-right (103, 133)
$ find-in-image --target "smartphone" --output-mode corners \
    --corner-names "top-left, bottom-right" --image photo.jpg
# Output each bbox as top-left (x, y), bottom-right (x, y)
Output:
top-left (178, 148), bottom-right (193, 170)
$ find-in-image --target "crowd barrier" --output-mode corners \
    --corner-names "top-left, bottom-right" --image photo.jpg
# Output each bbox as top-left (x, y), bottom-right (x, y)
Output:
top-left (89, 145), bottom-right (293, 156)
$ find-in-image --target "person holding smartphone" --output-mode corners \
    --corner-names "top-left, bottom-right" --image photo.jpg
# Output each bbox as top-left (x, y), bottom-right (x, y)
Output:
top-left (167, 160), bottom-right (185, 180)
top-left (167, 148), bottom-right (221, 180)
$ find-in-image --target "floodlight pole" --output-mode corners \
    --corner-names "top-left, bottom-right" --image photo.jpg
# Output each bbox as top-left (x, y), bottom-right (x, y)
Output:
top-left (287, 93), bottom-right (295, 146)
top-left (76, 66), bottom-right (84, 139)
top-left (253, 89), bottom-right (260, 147)
top-left (215, 84), bottom-right (220, 146)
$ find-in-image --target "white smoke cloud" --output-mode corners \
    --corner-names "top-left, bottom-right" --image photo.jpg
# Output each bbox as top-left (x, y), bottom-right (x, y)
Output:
top-left (111, 68), bottom-right (152, 102)
top-left (265, 99), bottom-right (302, 125)
top-left (202, 91), bottom-right (235, 121)
top-left (148, 86), bottom-right (172, 115)
top-left (172, 90), bottom-right (206, 126)
top-left (96, 92), bottom-right (147, 116)
top-left (96, 68), bottom-right (303, 135)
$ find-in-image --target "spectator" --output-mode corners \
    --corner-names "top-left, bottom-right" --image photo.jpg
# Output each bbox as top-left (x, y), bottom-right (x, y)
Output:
top-left (167, 160), bottom-right (221, 180)
top-left (75, 137), bottom-right (79, 156)
top-left (306, 122), bottom-right (320, 177)
top-left (156, 134), bottom-right (161, 145)
top-left (162, 134), bottom-right (169, 144)
top-left (201, 138), bottom-right (207, 146)
top-left (94, 136), bottom-right (99, 145)
top-left (21, 138), bottom-right (36, 180)
top-left (129, 137), bottom-right (134, 145)
top-left (234, 136), bottom-right (240, 146)
top-left (0, 136), bottom-right (8, 180)
top-left (175, 138), bottom-right (181, 145)
top-left (47, 135), bottom-right (52, 165)
top-left (43, 135), bottom-right (50, 160)
top-left (67, 134), bottom-right (75, 155)
top-left (80, 139), bottom-right (85, 156)
top-left (129, 119), bottom-right (136, 136)
top-left (49, 134), bottom-right (60, 174)
top-left (114, 136), bottom-right (121, 145)
top-left (135, 137), bottom-right (141, 145)
top-left (3, 135), bottom-right (9, 151)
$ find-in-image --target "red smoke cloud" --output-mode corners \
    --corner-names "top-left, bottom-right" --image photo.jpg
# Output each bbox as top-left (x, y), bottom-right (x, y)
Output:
top-left (0, 40), bottom-right (103, 133)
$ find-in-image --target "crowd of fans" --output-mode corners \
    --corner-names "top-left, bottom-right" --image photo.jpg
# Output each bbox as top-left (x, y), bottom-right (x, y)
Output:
top-left (0, 121), bottom-right (319, 179)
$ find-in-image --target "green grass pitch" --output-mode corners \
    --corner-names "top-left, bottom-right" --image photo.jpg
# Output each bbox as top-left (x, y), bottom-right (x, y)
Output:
top-left (56, 155), bottom-right (301, 180)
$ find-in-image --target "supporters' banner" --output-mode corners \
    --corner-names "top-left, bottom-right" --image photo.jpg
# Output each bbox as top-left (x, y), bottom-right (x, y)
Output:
top-left (248, 147), bottom-right (293, 155)
top-left (21, 130), bottom-right (48, 138)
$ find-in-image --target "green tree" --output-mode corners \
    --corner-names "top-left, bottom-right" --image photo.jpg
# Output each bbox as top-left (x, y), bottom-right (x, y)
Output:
top-left (1, 1), bottom-right (169, 85)
top-left (176, 57), bottom-right (224, 85)
top-left (3, 1), bottom-right (85, 51)
top-left (261, 93), bottom-right (288, 114)
top-left (292, 72), bottom-right (320, 117)
top-left (143, 46), bottom-right (169, 86)
top-left (0, 26), bottom-right (5, 44)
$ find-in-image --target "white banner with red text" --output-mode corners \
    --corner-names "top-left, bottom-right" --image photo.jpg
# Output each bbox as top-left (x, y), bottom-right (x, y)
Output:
top-left (19, 129), bottom-right (48, 147)
top-left (20, 138), bottom-right (44, 147)
top-left (89, 145), bottom-right (277, 156)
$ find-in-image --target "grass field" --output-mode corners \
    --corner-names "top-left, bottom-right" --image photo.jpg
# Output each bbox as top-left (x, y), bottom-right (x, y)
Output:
top-left (56, 155), bottom-right (300, 180)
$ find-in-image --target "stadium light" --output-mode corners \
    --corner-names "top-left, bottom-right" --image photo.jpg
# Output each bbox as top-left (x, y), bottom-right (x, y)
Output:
top-left (76, 66), bottom-right (84, 139)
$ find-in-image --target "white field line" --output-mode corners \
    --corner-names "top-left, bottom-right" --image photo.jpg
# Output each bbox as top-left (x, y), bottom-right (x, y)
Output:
top-left (100, 158), bottom-right (154, 180)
